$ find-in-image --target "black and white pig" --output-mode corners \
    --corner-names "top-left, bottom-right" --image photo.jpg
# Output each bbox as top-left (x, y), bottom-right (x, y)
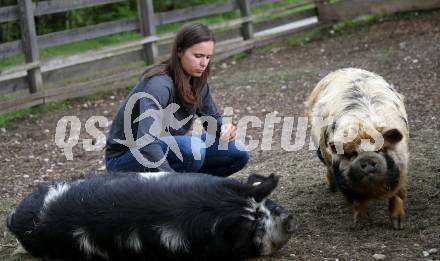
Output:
top-left (7, 172), bottom-right (294, 261)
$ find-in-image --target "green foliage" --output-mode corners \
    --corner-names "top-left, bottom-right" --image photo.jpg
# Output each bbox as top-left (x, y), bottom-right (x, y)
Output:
top-left (0, 22), bottom-right (20, 45)
top-left (154, 0), bottom-right (224, 11)
top-left (35, 1), bottom-right (138, 35)
top-left (0, 0), bottom-right (227, 43)
top-left (0, 0), bottom-right (16, 6)
top-left (0, 0), bottom-right (19, 42)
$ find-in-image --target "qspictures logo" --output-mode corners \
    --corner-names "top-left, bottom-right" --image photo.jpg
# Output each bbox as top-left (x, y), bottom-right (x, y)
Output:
top-left (54, 92), bottom-right (386, 167)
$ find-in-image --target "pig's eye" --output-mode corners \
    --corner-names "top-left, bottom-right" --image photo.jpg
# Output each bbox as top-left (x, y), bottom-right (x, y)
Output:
top-left (255, 211), bottom-right (265, 220)
top-left (344, 151), bottom-right (358, 159)
top-left (272, 206), bottom-right (282, 216)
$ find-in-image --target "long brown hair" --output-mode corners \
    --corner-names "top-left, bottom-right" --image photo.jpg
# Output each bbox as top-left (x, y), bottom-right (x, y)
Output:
top-left (142, 23), bottom-right (215, 108)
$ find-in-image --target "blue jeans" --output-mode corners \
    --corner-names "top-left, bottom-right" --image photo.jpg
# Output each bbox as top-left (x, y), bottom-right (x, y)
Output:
top-left (106, 134), bottom-right (249, 177)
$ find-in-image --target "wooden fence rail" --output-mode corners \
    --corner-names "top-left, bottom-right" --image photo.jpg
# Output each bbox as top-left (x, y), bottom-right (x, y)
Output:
top-left (0, 0), bottom-right (439, 115)
top-left (0, 0), bottom-right (286, 58)
top-left (0, 6), bottom-right (318, 92)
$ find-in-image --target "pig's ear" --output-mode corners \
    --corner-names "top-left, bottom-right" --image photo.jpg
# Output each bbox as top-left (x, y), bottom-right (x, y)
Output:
top-left (246, 174), bottom-right (271, 186)
top-left (247, 174), bottom-right (279, 202)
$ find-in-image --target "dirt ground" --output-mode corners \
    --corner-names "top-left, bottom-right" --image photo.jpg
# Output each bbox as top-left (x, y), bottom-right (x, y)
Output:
top-left (1, 9), bottom-right (439, 261)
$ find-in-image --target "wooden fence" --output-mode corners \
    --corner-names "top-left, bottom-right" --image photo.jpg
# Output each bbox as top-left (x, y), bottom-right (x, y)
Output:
top-left (0, 0), bottom-right (439, 114)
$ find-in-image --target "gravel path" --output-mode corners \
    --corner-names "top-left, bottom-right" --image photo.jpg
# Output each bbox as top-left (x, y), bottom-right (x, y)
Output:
top-left (1, 10), bottom-right (439, 261)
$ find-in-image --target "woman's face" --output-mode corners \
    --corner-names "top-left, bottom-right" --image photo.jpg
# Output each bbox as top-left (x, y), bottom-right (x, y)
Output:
top-left (179, 40), bottom-right (214, 77)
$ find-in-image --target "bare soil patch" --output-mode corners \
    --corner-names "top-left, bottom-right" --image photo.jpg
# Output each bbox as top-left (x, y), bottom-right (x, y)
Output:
top-left (1, 10), bottom-right (439, 261)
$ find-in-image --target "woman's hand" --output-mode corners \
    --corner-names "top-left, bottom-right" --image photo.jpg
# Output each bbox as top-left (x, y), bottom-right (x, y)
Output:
top-left (220, 123), bottom-right (237, 141)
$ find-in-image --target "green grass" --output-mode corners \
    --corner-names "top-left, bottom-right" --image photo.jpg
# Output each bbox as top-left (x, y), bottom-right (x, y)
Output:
top-left (40, 31), bottom-right (140, 59)
top-left (252, 0), bottom-right (314, 23)
top-left (0, 31), bottom-right (140, 69)
top-left (0, 55), bottom-right (25, 68)
top-left (255, 26), bottom-right (323, 54)
top-left (331, 13), bottom-right (387, 32)
top-left (255, 12), bottom-right (388, 54)
top-left (230, 52), bottom-right (250, 61)
top-left (0, 100), bottom-right (68, 127)
top-left (252, 0), bottom-right (303, 13)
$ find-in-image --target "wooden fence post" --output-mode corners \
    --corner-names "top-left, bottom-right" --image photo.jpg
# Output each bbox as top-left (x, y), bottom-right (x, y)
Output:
top-left (137, 0), bottom-right (158, 65)
top-left (17, 0), bottom-right (43, 94)
top-left (316, 0), bottom-right (331, 21)
top-left (237, 0), bottom-right (254, 40)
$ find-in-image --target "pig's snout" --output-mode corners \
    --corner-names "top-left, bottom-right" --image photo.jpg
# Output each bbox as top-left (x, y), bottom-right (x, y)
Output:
top-left (358, 157), bottom-right (379, 174)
